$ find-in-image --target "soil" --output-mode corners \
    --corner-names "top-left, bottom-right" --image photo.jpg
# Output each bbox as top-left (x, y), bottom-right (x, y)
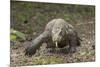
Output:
top-left (10, 20), bottom-right (95, 67)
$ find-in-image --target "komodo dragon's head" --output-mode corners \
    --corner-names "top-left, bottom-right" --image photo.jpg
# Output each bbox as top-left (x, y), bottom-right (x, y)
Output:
top-left (51, 22), bottom-right (66, 48)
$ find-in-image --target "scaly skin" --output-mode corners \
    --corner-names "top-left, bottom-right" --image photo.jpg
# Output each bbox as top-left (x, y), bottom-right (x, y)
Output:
top-left (25, 18), bottom-right (81, 56)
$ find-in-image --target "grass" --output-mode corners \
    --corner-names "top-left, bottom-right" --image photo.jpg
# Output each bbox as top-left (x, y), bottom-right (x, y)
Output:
top-left (32, 56), bottom-right (64, 65)
top-left (11, 1), bottom-right (95, 41)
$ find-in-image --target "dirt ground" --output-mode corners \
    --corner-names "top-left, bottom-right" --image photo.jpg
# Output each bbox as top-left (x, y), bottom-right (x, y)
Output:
top-left (10, 1), bottom-right (95, 67)
top-left (10, 20), bottom-right (95, 67)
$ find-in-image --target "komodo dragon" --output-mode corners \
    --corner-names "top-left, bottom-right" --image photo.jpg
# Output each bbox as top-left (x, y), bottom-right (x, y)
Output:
top-left (25, 18), bottom-right (81, 56)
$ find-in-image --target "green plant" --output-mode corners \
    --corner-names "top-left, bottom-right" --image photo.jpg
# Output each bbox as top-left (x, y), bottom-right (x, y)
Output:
top-left (10, 29), bottom-right (26, 41)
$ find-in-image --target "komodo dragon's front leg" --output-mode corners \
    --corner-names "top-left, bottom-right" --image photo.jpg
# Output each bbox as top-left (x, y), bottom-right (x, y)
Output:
top-left (25, 31), bottom-right (49, 56)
